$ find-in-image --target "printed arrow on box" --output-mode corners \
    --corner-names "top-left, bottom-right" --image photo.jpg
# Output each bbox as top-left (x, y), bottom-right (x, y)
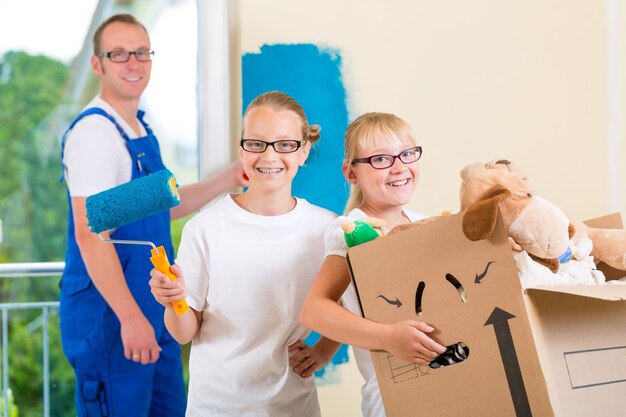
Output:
top-left (484, 307), bottom-right (533, 417)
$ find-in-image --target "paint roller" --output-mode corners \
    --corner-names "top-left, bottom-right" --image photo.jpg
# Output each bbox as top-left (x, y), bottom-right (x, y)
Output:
top-left (85, 169), bottom-right (189, 315)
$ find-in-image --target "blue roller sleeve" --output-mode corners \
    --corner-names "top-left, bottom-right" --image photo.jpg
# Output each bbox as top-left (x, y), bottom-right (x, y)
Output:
top-left (86, 169), bottom-right (181, 234)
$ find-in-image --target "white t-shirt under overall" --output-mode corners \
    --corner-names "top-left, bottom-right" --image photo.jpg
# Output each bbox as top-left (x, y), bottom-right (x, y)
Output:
top-left (177, 194), bottom-right (336, 417)
top-left (63, 96), bottom-right (146, 197)
top-left (324, 207), bottom-right (427, 417)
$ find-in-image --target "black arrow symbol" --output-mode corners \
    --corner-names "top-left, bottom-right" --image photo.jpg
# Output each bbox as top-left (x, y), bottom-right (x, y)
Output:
top-left (376, 295), bottom-right (402, 308)
top-left (475, 261), bottom-right (496, 284)
top-left (484, 307), bottom-right (533, 417)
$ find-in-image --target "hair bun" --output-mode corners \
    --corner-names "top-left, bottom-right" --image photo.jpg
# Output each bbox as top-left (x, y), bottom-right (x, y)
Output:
top-left (306, 124), bottom-right (321, 143)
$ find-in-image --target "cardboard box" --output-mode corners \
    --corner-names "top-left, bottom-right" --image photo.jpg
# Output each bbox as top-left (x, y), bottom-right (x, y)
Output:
top-left (346, 212), bottom-right (626, 417)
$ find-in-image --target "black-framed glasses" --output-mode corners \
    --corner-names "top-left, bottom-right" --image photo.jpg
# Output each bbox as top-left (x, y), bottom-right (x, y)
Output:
top-left (96, 49), bottom-right (154, 63)
top-left (240, 139), bottom-right (304, 153)
top-left (351, 146), bottom-right (423, 169)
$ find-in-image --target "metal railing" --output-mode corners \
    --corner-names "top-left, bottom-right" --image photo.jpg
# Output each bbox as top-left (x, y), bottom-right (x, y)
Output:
top-left (0, 262), bottom-right (64, 417)
top-left (0, 262), bottom-right (64, 278)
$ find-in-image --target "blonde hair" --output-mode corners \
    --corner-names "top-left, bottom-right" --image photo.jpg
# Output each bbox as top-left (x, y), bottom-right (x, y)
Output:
top-left (343, 112), bottom-right (417, 213)
top-left (241, 91), bottom-right (320, 143)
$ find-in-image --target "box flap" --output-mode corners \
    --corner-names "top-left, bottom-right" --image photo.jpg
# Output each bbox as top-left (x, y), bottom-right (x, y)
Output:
top-left (584, 212), bottom-right (623, 229)
top-left (525, 284), bottom-right (626, 301)
top-left (523, 285), bottom-right (626, 416)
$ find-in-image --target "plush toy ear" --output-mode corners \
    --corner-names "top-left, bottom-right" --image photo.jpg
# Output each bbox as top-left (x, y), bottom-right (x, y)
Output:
top-left (486, 159), bottom-right (528, 181)
top-left (388, 223), bottom-right (414, 235)
top-left (388, 217), bottom-right (438, 235)
top-left (462, 185), bottom-right (512, 241)
top-left (568, 223), bottom-right (576, 239)
top-left (528, 254), bottom-right (560, 273)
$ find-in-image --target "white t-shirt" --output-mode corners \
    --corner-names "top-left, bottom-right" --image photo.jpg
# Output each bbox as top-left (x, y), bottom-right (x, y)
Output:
top-left (324, 207), bottom-right (427, 417)
top-left (63, 96), bottom-right (147, 196)
top-left (177, 194), bottom-right (336, 417)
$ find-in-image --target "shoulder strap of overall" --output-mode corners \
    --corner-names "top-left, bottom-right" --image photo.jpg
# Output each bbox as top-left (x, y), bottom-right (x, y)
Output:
top-left (60, 107), bottom-right (133, 181)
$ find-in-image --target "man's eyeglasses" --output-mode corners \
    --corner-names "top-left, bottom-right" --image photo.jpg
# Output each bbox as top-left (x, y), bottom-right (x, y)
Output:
top-left (351, 146), bottom-right (423, 169)
top-left (240, 139), bottom-right (304, 153)
top-left (96, 49), bottom-right (154, 63)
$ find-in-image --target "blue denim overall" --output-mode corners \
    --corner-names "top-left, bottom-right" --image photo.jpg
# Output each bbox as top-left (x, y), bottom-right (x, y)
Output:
top-left (60, 108), bottom-right (186, 417)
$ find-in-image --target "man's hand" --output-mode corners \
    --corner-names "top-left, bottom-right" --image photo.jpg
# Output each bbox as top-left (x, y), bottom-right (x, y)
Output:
top-left (121, 314), bottom-right (161, 365)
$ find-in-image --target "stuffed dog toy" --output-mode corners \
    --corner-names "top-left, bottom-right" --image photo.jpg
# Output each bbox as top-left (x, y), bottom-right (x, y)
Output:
top-left (459, 160), bottom-right (574, 273)
top-left (460, 159), bottom-right (626, 274)
top-left (485, 159), bottom-right (626, 272)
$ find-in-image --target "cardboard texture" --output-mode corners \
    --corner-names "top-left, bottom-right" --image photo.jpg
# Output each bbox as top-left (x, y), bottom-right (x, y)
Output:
top-left (347, 211), bottom-right (626, 417)
top-left (523, 286), bottom-right (626, 417)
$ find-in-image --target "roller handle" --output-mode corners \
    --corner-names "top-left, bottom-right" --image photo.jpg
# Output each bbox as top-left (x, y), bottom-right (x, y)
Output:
top-left (150, 246), bottom-right (190, 315)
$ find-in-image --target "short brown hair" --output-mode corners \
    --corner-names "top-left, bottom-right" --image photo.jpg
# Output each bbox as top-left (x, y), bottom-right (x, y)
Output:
top-left (93, 13), bottom-right (149, 54)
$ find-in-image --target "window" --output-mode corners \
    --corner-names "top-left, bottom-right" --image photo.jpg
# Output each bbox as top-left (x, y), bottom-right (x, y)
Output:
top-left (0, 1), bottom-right (200, 414)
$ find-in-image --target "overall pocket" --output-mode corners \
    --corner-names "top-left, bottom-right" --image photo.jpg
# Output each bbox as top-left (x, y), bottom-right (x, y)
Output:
top-left (80, 379), bottom-right (109, 417)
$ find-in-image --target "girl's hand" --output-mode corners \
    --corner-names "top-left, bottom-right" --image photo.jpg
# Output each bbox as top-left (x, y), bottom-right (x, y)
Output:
top-left (384, 320), bottom-right (446, 365)
top-left (288, 340), bottom-right (329, 378)
top-left (149, 264), bottom-right (186, 308)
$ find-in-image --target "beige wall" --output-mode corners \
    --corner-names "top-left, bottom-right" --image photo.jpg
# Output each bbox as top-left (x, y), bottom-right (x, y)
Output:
top-left (236, 1), bottom-right (626, 415)
top-left (237, 0), bottom-right (625, 219)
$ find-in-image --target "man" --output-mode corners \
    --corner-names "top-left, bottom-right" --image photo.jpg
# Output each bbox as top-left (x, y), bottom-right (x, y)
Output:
top-left (60, 13), bottom-right (244, 417)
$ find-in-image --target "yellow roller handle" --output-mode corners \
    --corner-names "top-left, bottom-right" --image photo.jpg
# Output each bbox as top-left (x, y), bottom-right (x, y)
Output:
top-left (150, 246), bottom-right (189, 315)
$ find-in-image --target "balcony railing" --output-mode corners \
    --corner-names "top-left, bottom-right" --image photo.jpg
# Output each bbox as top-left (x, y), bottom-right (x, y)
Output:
top-left (0, 262), bottom-right (64, 417)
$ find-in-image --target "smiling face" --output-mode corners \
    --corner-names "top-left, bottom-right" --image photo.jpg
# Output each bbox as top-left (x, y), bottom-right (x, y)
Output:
top-left (345, 134), bottom-right (420, 213)
top-left (91, 21), bottom-right (151, 104)
top-left (239, 105), bottom-right (310, 196)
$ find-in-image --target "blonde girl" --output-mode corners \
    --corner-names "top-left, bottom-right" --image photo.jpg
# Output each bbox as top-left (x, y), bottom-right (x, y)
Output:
top-left (150, 91), bottom-right (339, 417)
top-left (300, 112), bottom-right (446, 417)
